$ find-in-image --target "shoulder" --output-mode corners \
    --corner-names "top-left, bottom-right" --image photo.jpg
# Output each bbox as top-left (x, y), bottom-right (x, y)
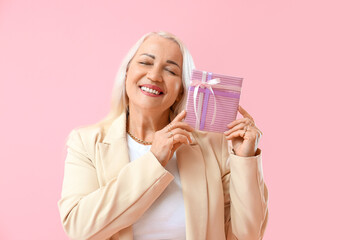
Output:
top-left (65, 118), bottom-right (114, 158)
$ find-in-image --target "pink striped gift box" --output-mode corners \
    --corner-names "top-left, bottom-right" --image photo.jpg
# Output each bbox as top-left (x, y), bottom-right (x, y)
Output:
top-left (184, 69), bottom-right (243, 133)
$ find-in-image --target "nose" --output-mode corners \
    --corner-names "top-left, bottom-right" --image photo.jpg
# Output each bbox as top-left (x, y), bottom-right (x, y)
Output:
top-left (146, 65), bottom-right (163, 82)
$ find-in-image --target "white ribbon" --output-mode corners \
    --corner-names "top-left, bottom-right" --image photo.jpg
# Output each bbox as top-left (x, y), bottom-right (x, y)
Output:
top-left (190, 71), bottom-right (220, 126)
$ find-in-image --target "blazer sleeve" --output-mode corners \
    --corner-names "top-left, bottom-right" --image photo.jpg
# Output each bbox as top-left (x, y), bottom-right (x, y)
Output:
top-left (221, 136), bottom-right (269, 240)
top-left (57, 129), bottom-right (174, 240)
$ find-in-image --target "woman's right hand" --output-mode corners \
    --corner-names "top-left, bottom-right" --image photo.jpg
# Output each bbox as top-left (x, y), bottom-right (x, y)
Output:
top-left (151, 110), bottom-right (194, 166)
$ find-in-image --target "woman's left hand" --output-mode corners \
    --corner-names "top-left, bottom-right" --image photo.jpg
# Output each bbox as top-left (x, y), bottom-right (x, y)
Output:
top-left (224, 105), bottom-right (263, 157)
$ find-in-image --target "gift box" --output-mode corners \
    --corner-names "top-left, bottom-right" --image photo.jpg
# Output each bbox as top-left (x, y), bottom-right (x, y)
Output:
top-left (184, 69), bottom-right (243, 133)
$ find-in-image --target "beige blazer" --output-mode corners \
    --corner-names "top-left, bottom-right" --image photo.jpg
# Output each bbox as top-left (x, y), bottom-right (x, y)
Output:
top-left (58, 112), bottom-right (268, 240)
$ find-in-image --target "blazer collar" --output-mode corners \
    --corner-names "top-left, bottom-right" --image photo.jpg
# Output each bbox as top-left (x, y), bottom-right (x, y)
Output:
top-left (97, 112), bottom-right (129, 185)
top-left (103, 112), bottom-right (127, 144)
top-left (98, 112), bottom-right (209, 240)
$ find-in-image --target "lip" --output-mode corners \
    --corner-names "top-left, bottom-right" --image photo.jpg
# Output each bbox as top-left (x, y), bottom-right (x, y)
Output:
top-left (139, 84), bottom-right (164, 98)
top-left (140, 88), bottom-right (163, 97)
top-left (139, 84), bottom-right (164, 93)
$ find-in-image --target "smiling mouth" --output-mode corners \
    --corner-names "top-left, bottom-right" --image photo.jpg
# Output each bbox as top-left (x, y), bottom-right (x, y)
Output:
top-left (139, 86), bottom-right (164, 95)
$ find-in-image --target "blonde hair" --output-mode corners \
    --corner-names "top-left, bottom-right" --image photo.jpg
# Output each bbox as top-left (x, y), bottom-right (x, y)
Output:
top-left (99, 31), bottom-right (195, 126)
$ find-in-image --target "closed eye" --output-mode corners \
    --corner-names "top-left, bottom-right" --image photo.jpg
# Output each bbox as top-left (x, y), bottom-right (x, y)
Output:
top-left (139, 61), bottom-right (176, 75)
top-left (166, 69), bottom-right (176, 75)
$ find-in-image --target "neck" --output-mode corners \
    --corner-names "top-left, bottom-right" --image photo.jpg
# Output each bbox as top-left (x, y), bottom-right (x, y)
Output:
top-left (127, 105), bottom-right (170, 143)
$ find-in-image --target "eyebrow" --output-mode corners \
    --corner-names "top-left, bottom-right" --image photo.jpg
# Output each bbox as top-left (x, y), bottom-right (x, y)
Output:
top-left (140, 53), bottom-right (181, 69)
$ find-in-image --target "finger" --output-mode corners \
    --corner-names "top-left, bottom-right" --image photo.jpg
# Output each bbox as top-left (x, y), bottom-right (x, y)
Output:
top-left (170, 128), bottom-right (192, 143)
top-left (227, 118), bottom-right (253, 129)
top-left (172, 134), bottom-right (189, 145)
top-left (227, 128), bottom-right (258, 141)
top-left (172, 110), bottom-right (187, 123)
top-left (169, 121), bottom-right (194, 132)
top-left (238, 105), bottom-right (254, 121)
top-left (172, 142), bottom-right (183, 152)
top-left (243, 120), bottom-right (262, 136)
top-left (248, 124), bottom-right (262, 137)
top-left (225, 130), bottom-right (245, 140)
top-left (224, 122), bottom-right (246, 136)
top-left (225, 128), bottom-right (255, 140)
top-left (252, 127), bottom-right (263, 138)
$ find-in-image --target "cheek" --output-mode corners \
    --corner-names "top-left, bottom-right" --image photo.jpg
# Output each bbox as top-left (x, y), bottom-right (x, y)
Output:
top-left (169, 83), bottom-right (181, 100)
top-left (124, 74), bottom-right (136, 97)
top-left (174, 79), bottom-right (182, 92)
top-left (172, 80), bottom-right (183, 101)
top-left (125, 78), bottom-right (130, 92)
top-left (125, 71), bottom-right (139, 89)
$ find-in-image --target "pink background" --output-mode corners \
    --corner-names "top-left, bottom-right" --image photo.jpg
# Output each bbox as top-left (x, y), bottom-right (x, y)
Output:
top-left (1, 0), bottom-right (359, 239)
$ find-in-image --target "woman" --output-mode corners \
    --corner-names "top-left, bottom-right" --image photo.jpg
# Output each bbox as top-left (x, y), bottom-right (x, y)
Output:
top-left (58, 31), bottom-right (268, 240)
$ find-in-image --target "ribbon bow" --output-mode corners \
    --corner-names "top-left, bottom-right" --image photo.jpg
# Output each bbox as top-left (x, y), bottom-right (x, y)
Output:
top-left (190, 71), bottom-right (220, 126)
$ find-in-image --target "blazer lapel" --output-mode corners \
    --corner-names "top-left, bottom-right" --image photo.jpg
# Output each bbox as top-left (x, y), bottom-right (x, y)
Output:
top-left (177, 139), bottom-right (209, 240)
top-left (96, 112), bottom-right (209, 239)
top-left (97, 113), bottom-right (130, 184)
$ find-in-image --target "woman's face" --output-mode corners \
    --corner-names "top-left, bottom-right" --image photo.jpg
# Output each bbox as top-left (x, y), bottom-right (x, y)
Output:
top-left (125, 35), bottom-right (183, 115)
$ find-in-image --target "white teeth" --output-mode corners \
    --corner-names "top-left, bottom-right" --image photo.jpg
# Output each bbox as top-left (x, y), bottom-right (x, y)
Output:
top-left (141, 86), bottom-right (160, 95)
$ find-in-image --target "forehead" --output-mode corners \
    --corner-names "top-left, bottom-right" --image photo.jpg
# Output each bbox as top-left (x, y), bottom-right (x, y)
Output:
top-left (137, 35), bottom-right (183, 63)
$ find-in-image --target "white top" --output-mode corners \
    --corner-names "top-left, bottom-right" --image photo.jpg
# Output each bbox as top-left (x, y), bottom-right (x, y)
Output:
top-left (127, 134), bottom-right (186, 240)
